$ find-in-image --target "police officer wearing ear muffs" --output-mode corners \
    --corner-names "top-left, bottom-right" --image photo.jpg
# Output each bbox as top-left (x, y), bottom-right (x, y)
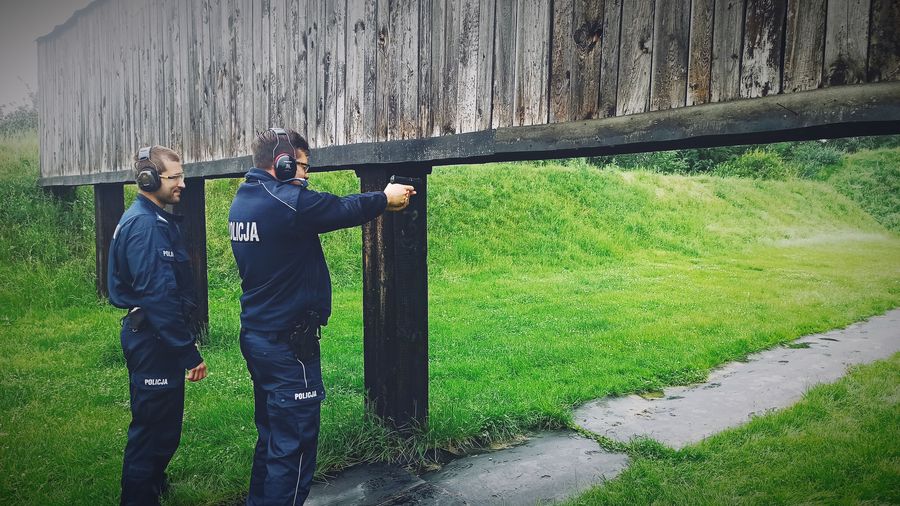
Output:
top-left (108, 145), bottom-right (208, 505)
top-left (229, 128), bottom-right (414, 505)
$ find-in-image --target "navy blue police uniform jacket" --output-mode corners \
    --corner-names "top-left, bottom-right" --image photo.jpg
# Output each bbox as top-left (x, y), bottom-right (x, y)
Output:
top-left (229, 168), bottom-right (387, 331)
top-left (108, 194), bottom-right (203, 371)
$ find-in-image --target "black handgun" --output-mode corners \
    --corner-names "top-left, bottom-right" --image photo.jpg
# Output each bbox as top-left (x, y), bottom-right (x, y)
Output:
top-left (389, 175), bottom-right (421, 186)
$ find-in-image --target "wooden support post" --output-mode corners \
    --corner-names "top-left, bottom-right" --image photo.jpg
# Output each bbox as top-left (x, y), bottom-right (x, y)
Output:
top-left (174, 178), bottom-right (209, 336)
top-left (94, 183), bottom-right (124, 298)
top-left (358, 165), bottom-right (431, 430)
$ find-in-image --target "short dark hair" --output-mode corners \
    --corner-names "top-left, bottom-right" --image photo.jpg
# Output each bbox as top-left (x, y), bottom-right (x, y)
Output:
top-left (252, 128), bottom-right (310, 168)
top-left (133, 145), bottom-right (180, 179)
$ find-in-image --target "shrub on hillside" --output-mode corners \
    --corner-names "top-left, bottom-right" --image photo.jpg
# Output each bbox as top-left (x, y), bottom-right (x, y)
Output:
top-left (828, 149), bottom-right (900, 232)
top-left (713, 149), bottom-right (795, 180)
top-left (791, 142), bottom-right (843, 180)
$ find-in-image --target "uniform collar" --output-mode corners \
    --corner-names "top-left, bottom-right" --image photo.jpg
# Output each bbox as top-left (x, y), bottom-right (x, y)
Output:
top-left (136, 194), bottom-right (182, 223)
top-left (245, 167), bottom-right (276, 183)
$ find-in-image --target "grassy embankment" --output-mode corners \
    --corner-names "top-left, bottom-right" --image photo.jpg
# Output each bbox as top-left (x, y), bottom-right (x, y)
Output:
top-left (1, 135), bottom-right (898, 504)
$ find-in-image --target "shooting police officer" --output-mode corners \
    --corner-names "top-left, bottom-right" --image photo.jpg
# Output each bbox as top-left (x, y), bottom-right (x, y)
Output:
top-left (229, 128), bottom-right (413, 505)
top-left (108, 145), bottom-right (208, 505)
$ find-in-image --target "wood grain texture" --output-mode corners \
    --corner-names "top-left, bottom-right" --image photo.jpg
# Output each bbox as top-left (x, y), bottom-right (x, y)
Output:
top-left (35, 0), bottom-right (900, 180)
top-left (516, 0), bottom-right (551, 125)
top-left (824, 0), bottom-right (870, 86)
top-left (348, 0), bottom-right (377, 142)
top-left (616, 0), bottom-right (654, 115)
top-left (492, 0), bottom-right (518, 128)
top-left (650, 0), bottom-right (690, 110)
top-left (783, 0), bottom-right (826, 92)
top-left (740, 0), bottom-right (787, 98)
top-left (550, 0), bottom-right (575, 122)
top-left (711, 0), bottom-right (744, 102)
top-left (867, 0), bottom-right (900, 82)
top-left (571, 0), bottom-right (604, 120)
top-left (686, 0), bottom-right (714, 106)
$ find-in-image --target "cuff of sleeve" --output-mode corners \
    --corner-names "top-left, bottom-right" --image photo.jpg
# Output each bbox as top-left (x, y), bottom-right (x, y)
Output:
top-left (374, 191), bottom-right (388, 215)
top-left (178, 345), bottom-right (203, 371)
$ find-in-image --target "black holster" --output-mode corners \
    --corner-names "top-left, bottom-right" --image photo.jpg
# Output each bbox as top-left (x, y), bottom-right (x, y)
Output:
top-left (286, 310), bottom-right (322, 362)
top-left (124, 308), bottom-right (148, 332)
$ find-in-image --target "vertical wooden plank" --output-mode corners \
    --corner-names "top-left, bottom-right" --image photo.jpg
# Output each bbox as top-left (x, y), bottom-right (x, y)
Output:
top-left (571, 0), bottom-right (604, 120)
top-left (783, 0), bottom-right (826, 92)
top-left (598, 0), bottom-right (622, 118)
top-left (315, 1), bottom-right (327, 146)
top-left (94, 184), bottom-right (125, 298)
top-left (867, 0), bottom-right (900, 82)
top-left (441, 0), bottom-right (460, 134)
top-left (402, 0), bottom-right (419, 139)
top-left (147, 0), bottom-right (158, 149)
top-left (650, 0), bottom-right (690, 110)
top-left (358, 166), bottom-right (430, 430)
top-left (475, 0), bottom-right (497, 130)
top-left (516, 0), bottom-right (551, 125)
top-left (616, 0), bottom-right (654, 116)
top-left (323, 0), bottom-right (338, 144)
top-left (492, 0), bottom-right (517, 128)
top-left (383, 0), bottom-right (420, 139)
top-left (201, 0), bottom-right (213, 160)
top-left (174, 179), bottom-right (209, 334)
top-left (347, 0), bottom-right (376, 142)
top-left (686, 0), bottom-right (714, 105)
top-left (165, 0), bottom-right (180, 153)
top-left (375, 0), bottom-right (389, 141)
top-left (385, 0), bottom-right (400, 139)
top-left (234, 0), bottom-right (250, 151)
top-left (228, 0), bottom-right (245, 154)
top-left (180, 0), bottom-right (195, 162)
top-left (418, 0), bottom-right (434, 137)
top-left (824, 0), bottom-right (870, 86)
top-left (306, 0), bottom-right (321, 144)
top-left (255, 0), bottom-right (272, 136)
top-left (550, 0), bottom-right (574, 123)
top-left (710, 0), bottom-right (745, 102)
top-left (334, 0), bottom-right (347, 145)
top-left (457, 0), bottom-right (481, 132)
top-left (187, 0), bottom-right (202, 161)
top-left (216, 0), bottom-right (234, 158)
top-left (427, 0), bottom-right (444, 135)
top-left (740, 0), bottom-right (787, 98)
top-left (290, 0), bottom-right (309, 140)
top-left (270, 0), bottom-right (286, 128)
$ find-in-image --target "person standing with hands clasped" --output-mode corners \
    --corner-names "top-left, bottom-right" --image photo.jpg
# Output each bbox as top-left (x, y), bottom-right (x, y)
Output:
top-left (108, 145), bottom-right (208, 506)
top-left (229, 128), bottom-right (413, 505)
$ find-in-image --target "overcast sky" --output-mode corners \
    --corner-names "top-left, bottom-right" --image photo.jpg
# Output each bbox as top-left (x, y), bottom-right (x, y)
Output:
top-left (0, 0), bottom-right (93, 110)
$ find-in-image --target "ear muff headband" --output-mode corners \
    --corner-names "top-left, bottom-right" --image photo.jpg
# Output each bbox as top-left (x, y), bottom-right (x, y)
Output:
top-left (269, 127), bottom-right (298, 181)
top-left (136, 146), bottom-right (162, 192)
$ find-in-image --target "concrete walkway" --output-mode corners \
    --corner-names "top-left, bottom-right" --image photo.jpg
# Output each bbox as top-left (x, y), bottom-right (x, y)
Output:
top-left (306, 310), bottom-right (900, 505)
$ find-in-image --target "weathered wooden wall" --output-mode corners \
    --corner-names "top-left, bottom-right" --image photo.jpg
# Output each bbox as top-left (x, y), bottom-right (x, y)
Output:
top-left (38, 0), bottom-right (900, 184)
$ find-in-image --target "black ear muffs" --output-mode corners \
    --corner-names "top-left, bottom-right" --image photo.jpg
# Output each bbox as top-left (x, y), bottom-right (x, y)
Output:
top-left (269, 127), bottom-right (298, 181)
top-left (274, 152), bottom-right (297, 180)
top-left (135, 146), bottom-right (161, 192)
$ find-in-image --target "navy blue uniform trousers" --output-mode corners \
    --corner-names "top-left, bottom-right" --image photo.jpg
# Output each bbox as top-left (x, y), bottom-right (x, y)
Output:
top-left (120, 319), bottom-right (185, 506)
top-left (240, 329), bottom-right (324, 506)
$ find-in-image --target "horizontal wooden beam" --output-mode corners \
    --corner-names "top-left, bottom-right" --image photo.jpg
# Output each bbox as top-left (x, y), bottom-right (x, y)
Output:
top-left (39, 82), bottom-right (900, 187)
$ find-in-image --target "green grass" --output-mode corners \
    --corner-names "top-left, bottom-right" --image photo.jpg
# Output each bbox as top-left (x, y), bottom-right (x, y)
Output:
top-left (1, 136), bottom-right (899, 504)
top-left (568, 353), bottom-right (900, 505)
